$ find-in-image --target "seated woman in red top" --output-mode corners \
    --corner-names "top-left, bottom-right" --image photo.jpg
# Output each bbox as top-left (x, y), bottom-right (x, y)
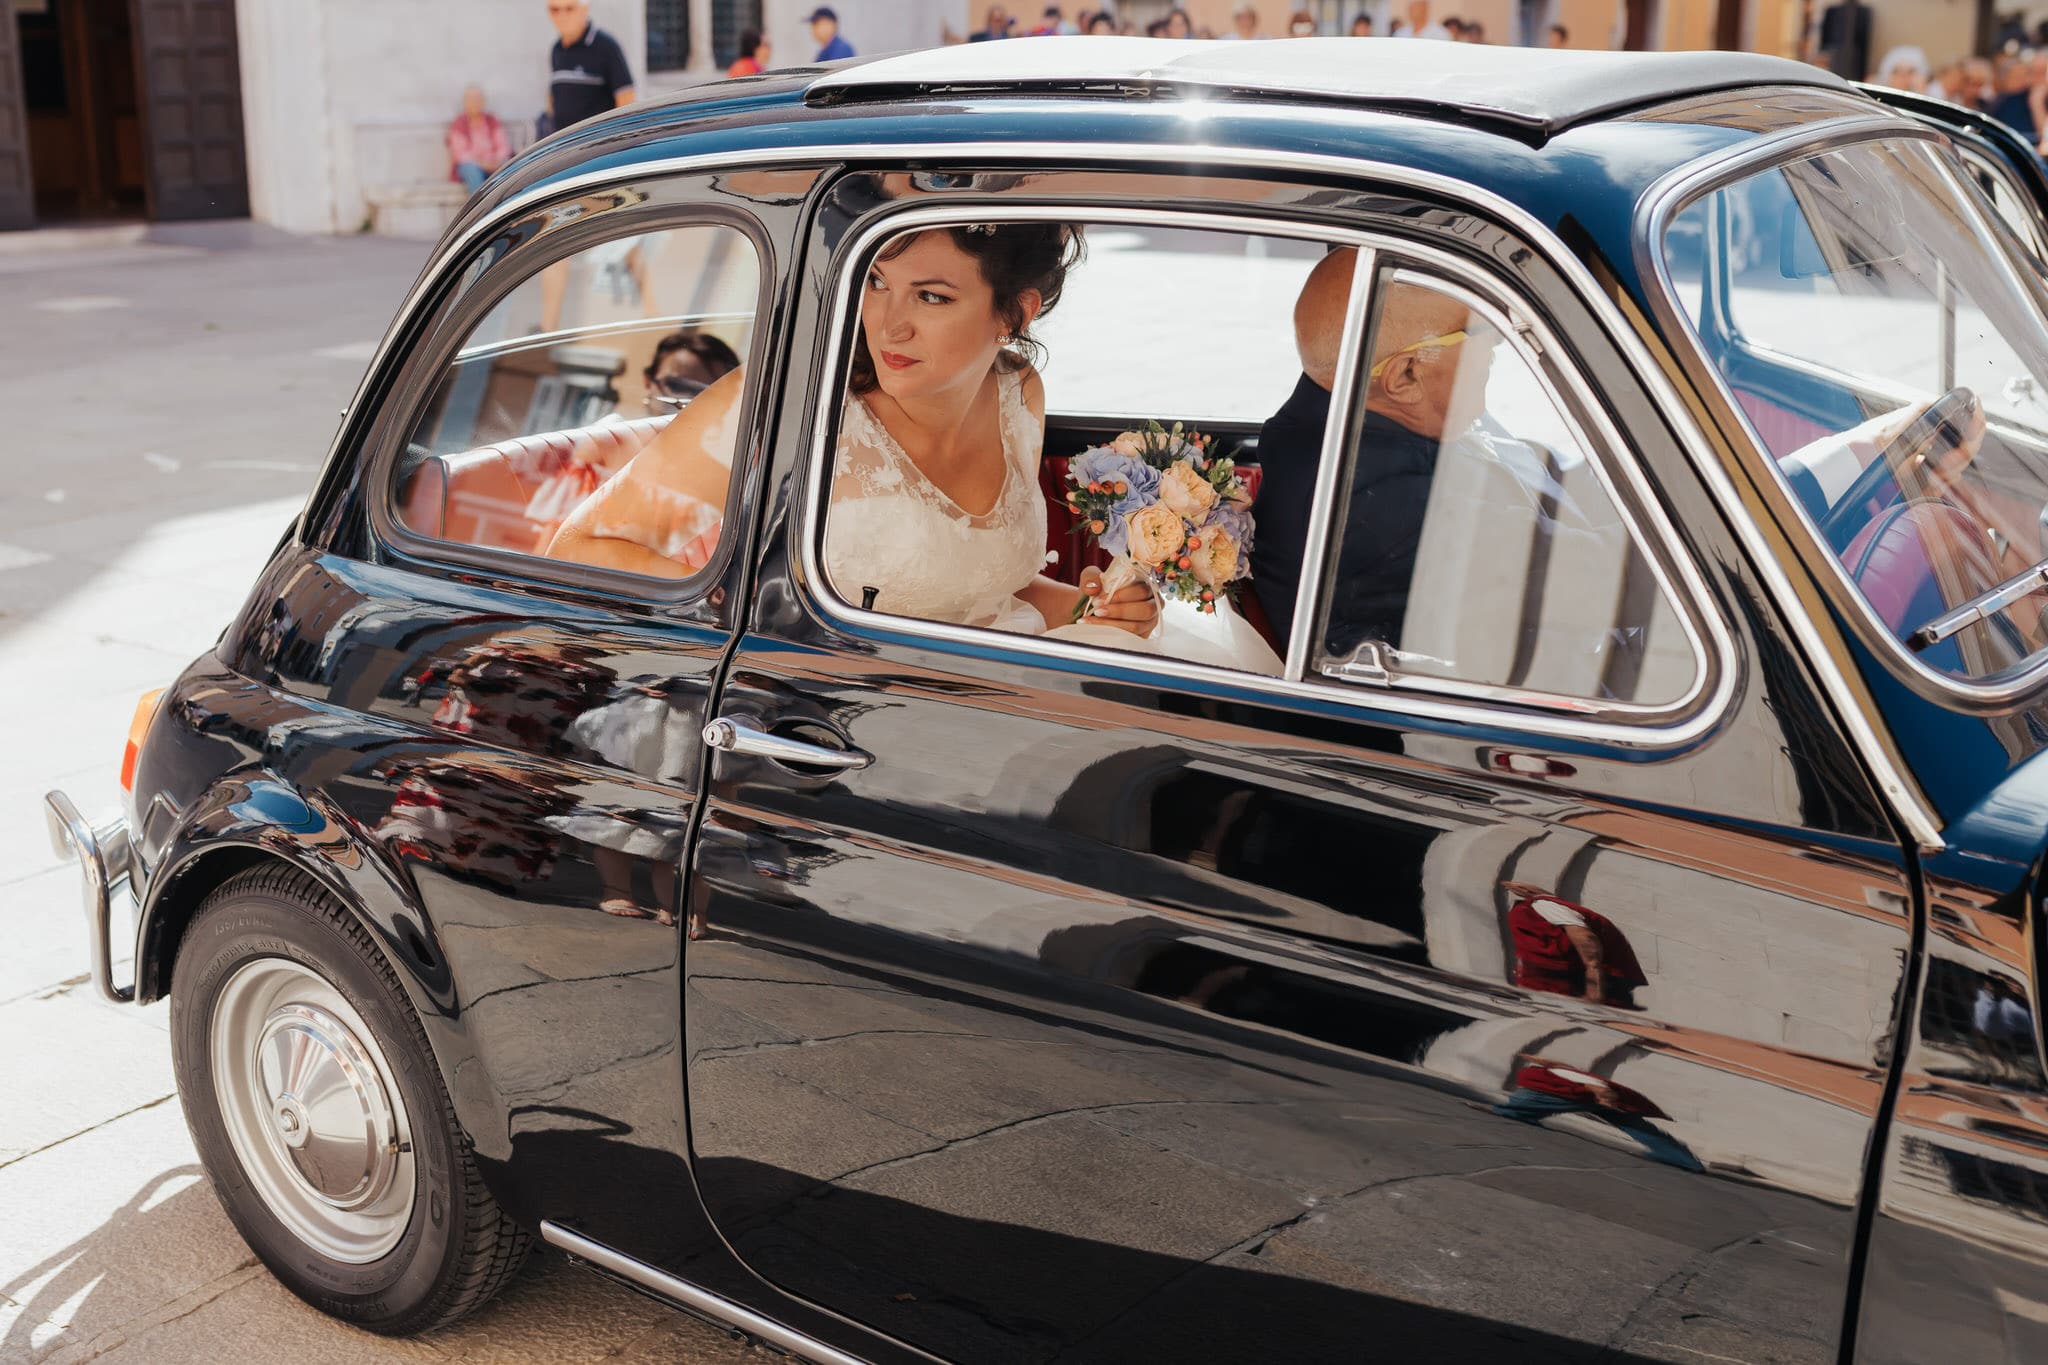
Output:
top-left (446, 85), bottom-right (511, 194)
top-left (727, 29), bottom-right (772, 77)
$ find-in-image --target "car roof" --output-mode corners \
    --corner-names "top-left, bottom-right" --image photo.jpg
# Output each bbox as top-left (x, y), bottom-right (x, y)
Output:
top-left (806, 37), bottom-right (1849, 135)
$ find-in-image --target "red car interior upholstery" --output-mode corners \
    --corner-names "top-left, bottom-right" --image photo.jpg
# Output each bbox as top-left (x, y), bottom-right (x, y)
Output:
top-left (399, 414), bottom-right (675, 554)
top-left (1841, 498), bottom-right (1995, 634)
top-left (1734, 388), bottom-right (1834, 461)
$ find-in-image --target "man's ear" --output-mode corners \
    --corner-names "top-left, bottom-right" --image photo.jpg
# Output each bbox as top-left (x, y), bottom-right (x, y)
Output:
top-left (1379, 352), bottom-right (1425, 404)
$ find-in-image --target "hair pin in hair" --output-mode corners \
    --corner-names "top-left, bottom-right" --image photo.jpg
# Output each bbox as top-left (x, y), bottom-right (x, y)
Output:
top-left (963, 223), bottom-right (998, 236)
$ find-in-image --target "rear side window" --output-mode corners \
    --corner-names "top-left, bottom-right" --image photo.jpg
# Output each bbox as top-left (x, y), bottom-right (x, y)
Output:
top-left (1313, 269), bottom-right (1701, 708)
top-left (390, 222), bottom-right (761, 573)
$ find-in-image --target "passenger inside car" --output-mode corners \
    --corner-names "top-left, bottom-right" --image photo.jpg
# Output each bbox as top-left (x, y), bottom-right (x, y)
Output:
top-left (1253, 248), bottom-right (1507, 659)
top-left (547, 222), bottom-right (1161, 637)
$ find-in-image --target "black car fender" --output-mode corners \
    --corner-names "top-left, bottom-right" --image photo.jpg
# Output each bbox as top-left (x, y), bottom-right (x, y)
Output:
top-left (133, 769), bottom-right (497, 1128)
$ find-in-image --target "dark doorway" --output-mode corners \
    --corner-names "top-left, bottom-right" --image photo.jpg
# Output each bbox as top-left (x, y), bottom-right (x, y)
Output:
top-left (19, 0), bottom-right (145, 221)
top-left (1622, 0), bottom-right (1658, 49)
top-left (1715, 0), bottom-right (1744, 50)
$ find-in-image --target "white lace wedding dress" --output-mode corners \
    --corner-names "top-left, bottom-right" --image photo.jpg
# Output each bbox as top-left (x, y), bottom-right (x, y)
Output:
top-left (823, 368), bottom-right (1283, 676)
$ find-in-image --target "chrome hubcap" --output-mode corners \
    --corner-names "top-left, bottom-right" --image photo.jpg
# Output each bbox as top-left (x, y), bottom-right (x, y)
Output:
top-left (212, 959), bottom-right (415, 1263)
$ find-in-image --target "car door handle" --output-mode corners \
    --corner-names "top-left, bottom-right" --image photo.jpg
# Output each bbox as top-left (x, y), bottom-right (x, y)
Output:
top-left (702, 717), bottom-right (872, 771)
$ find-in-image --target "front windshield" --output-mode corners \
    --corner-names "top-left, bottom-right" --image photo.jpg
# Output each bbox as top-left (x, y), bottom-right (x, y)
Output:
top-left (1664, 135), bottom-right (2048, 684)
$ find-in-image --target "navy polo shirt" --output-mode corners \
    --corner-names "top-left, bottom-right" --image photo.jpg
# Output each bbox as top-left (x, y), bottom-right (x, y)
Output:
top-left (551, 24), bottom-right (633, 131)
top-left (1251, 374), bottom-right (1442, 654)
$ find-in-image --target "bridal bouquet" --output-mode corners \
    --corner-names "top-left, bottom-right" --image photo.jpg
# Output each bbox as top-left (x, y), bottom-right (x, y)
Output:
top-left (1063, 421), bottom-right (1254, 618)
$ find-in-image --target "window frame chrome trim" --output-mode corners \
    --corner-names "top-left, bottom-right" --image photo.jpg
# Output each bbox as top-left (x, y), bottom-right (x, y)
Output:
top-left (319, 121), bottom-right (1941, 842)
top-left (1637, 115), bottom-right (2048, 720)
top-left (1282, 245), bottom-right (1376, 682)
top-left (794, 200), bottom-right (1729, 745)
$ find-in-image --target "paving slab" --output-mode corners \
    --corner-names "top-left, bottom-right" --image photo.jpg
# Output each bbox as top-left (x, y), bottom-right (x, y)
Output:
top-left (0, 992), bottom-right (174, 1166)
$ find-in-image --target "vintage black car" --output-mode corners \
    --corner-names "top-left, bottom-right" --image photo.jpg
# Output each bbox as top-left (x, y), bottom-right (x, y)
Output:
top-left (44, 38), bottom-right (2048, 1364)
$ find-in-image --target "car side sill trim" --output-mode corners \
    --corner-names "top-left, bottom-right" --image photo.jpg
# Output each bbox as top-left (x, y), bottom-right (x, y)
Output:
top-left (540, 1222), bottom-right (869, 1365)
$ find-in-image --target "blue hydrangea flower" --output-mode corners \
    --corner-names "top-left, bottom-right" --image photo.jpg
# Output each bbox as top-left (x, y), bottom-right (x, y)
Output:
top-left (1070, 448), bottom-right (1160, 557)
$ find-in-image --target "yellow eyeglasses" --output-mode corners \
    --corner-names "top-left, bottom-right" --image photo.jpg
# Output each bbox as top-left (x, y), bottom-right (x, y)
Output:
top-left (1367, 318), bottom-right (1500, 380)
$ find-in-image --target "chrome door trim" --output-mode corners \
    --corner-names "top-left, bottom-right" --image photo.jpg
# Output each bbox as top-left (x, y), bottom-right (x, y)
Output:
top-left (541, 1222), bottom-right (873, 1365)
top-left (796, 201), bottom-right (1730, 745)
top-left (1637, 116), bottom-right (2048, 732)
top-left (325, 115), bottom-right (1939, 841)
top-left (1283, 245), bottom-right (1376, 681)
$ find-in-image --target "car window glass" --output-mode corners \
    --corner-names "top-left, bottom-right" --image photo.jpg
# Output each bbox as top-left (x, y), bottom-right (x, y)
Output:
top-left (1959, 147), bottom-right (2048, 269)
top-left (390, 222), bottom-right (760, 573)
top-left (1031, 226), bottom-right (1321, 422)
top-left (1665, 138), bottom-right (2048, 685)
top-left (811, 218), bottom-right (1339, 680)
top-left (1312, 272), bottom-right (1700, 707)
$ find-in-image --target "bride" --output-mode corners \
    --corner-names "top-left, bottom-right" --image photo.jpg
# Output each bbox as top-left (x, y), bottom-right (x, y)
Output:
top-left (549, 222), bottom-right (1277, 674)
top-left (550, 221), bottom-right (1158, 636)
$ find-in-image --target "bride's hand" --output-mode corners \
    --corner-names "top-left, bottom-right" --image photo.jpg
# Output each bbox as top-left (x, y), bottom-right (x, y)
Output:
top-left (1077, 567), bottom-right (1161, 637)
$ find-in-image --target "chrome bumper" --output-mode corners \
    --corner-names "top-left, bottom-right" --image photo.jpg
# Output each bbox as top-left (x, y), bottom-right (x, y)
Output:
top-left (43, 790), bottom-right (137, 1004)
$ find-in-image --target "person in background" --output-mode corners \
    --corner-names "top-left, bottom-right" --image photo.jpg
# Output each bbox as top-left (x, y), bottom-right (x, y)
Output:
top-left (1547, 22), bottom-right (1568, 46)
top-left (971, 5), bottom-right (1013, 39)
top-left (808, 6), bottom-right (856, 61)
top-left (1873, 45), bottom-right (1929, 94)
top-left (446, 85), bottom-right (511, 194)
top-left (727, 28), bottom-right (771, 76)
top-left (1442, 16), bottom-right (1466, 39)
top-left (1087, 11), bottom-right (1117, 33)
top-left (1031, 6), bottom-right (1077, 34)
top-left (1286, 10), bottom-right (1316, 36)
top-left (1224, 5), bottom-right (1263, 39)
top-left (644, 329), bottom-right (742, 414)
top-left (546, 0), bottom-right (635, 133)
top-left (1458, 18), bottom-right (1486, 41)
top-left (1163, 7), bottom-right (1194, 38)
top-left (1989, 51), bottom-right (2037, 143)
top-left (1396, 0), bottom-right (1450, 40)
top-left (1349, 13), bottom-right (1374, 36)
top-left (1815, 1), bottom-right (1872, 84)
top-left (1959, 57), bottom-right (1995, 109)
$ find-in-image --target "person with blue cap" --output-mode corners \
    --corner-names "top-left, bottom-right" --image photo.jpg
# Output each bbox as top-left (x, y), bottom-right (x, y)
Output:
top-left (808, 7), bottom-right (856, 61)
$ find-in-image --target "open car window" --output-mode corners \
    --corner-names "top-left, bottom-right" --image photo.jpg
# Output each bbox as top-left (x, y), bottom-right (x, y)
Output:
top-left (810, 216), bottom-right (1333, 680)
top-left (388, 222), bottom-right (761, 576)
top-left (1311, 268), bottom-right (1700, 709)
top-left (1665, 136), bottom-right (2048, 687)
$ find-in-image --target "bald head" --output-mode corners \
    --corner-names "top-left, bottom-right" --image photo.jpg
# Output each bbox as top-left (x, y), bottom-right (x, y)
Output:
top-left (1294, 247), bottom-right (1357, 391)
top-left (1368, 283), bottom-right (1478, 441)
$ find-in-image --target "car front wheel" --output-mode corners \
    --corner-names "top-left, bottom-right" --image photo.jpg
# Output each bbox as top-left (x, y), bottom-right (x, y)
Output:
top-left (170, 865), bottom-right (528, 1333)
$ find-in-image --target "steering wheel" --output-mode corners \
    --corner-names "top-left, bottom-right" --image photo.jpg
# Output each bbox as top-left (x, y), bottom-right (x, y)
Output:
top-left (1818, 387), bottom-right (1984, 551)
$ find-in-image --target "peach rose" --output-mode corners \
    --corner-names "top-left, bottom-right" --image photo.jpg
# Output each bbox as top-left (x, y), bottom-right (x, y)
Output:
top-left (1158, 459), bottom-right (1218, 526)
top-left (1189, 526), bottom-right (1241, 589)
top-left (1124, 503), bottom-right (1185, 569)
top-left (1109, 431), bottom-right (1147, 458)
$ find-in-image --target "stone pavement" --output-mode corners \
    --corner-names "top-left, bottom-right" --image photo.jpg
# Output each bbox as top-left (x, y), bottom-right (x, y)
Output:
top-left (0, 222), bottom-right (753, 1364)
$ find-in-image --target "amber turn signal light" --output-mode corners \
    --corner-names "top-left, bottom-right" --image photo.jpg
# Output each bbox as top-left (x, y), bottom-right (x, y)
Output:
top-left (121, 688), bottom-right (165, 792)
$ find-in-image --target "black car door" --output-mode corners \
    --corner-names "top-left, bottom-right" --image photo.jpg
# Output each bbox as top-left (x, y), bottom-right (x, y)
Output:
top-left (683, 166), bottom-right (1917, 1364)
top-left (272, 166), bottom-right (817, 1274)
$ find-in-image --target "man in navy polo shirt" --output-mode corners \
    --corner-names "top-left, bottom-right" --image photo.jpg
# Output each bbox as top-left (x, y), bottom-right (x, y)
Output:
top-left (547, 0), bottom-right (636, 132)
top-left (808, 7), bottom-right (856, 61)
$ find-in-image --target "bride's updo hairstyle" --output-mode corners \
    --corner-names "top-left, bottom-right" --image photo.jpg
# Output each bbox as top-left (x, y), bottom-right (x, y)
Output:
top-left (849, 221), bottom-right (1085, 394)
